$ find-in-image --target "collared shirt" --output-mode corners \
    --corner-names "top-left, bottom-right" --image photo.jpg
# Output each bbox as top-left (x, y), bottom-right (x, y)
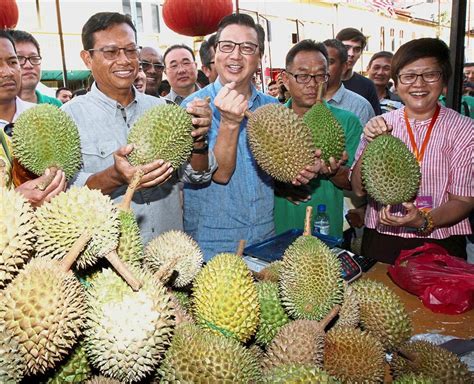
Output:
top-left (380, 88), bottom-right (404, 113)
top-left (343, 72), bottom-right (382, 115)
top-left (352, 105), bottom-right (473, 239)
top-left (274, 99), bottom-right (363, 238)
top-left (0, 97), bottom-right (36, 187)
top-left (183, 80), bottom-right (279, 261)
top-left (36, 90), bottom-right (62, 107)
top-left (62, 82), bottom-right (217, 244)
top-left (167, 84), bottom-right (200, 106)
top-left (327, 83), bottom-right (375, 126)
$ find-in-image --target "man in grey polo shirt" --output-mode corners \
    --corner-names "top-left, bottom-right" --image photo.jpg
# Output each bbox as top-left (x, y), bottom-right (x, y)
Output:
top-left (63, 12), bottom-right (216, 243)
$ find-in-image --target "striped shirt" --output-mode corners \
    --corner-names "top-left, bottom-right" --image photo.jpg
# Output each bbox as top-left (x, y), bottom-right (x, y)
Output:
top-left (353, 105), bottom-right (473, 239)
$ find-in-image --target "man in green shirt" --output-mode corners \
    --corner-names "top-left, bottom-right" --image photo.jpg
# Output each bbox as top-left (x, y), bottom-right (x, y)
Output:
top-left (274, 40), bottom-right (363, 237)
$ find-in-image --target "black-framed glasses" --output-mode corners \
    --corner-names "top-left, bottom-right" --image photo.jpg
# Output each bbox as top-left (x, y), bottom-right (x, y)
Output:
top-left (286, 71), bottom-right (330, 84)
top-left (88, 45), bottom-right (141, 60)
top-left (17, 56), bottom-right (42, 66)
top-left (398, 71), bottom-right (442, 85)
top-left (3, 123), bottom-right (14, 137)
top-left (217, 40), bottom-right (258, 55)
top-left (140, 60), bottom-right (164, 72)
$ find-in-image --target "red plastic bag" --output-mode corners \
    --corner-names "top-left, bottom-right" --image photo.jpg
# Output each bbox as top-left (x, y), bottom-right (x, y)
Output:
top-left (388, 243), bottom-right (474, 314)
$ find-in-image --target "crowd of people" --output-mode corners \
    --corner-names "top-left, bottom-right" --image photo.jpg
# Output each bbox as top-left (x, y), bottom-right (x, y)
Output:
top-left (0, 11), bottom-right (472, 264)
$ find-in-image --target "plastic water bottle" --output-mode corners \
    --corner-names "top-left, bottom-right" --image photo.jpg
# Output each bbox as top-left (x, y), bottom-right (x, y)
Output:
top-left (314, 204), bottom-right (330, 235)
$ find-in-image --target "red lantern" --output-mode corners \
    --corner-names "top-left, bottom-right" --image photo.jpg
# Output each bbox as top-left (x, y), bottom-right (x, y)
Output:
top-left (0, 0), bottom-right (19, 29)
top-left (163, 0), bottom-right (234, 37)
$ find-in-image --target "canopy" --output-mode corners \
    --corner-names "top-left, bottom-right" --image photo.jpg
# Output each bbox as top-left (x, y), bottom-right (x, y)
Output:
top-left (41, 70), bottom-right (91, 81)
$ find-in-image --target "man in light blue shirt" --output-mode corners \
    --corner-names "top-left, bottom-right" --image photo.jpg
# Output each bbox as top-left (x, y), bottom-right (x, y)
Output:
top-left (183, 13), bottom-right (319, 261)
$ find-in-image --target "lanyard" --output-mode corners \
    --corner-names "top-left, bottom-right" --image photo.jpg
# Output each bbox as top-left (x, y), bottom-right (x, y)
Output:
top-left (404, 104), bottom-right (440, 163)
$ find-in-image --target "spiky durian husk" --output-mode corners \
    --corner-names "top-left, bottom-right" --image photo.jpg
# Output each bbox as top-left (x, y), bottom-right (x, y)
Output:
top-left (0, 332), bottom-right (24, 384)
top-left (35, 187), bottom-right (120, 269)
top-left (392, 373), bottom-right (435, 384)
top-left (334, 283), bottom-right (360, 329)
top-left (117, 210), bottom-right (143, 268)
top-left (0, 187), bottom-right (35, 289)
top-left (143, 230), bottom-right (203, 287)
top-left (192, 253), bottom-right (260, 343)
top-left (256, 260), bottom-right (282, 282)
top-left (391, 340), bottom-right (472, 384)
top-left (303, 101), bottom-right (345, 162)
top-left (352, 279), bottom-right (412, 351)
top-left (247, 104), bottom-right (316, 183)
top-left (85, 267), bottom-right (175, 383)
top-left (169, 293), bottom-right (194, 326)
top-left (12, 104), bottom-right (81, 179)
top-left (46, 341), bottom-right (91, 383)
top-left (262, 363), bottom-right (340, 384)
top-left (324, 327), bottom-right (386, 384)
top-left (85, 376), bottom-right (123, 384)
top-left (158, 324), bottom-right (262, 383)
top-left (0, 257), bottom-right (85, 376)
top-left (262, 320), bottom-right (325, 372)
top-left (361, 134), bottom-right (421, 205)
top-left (255, 281), bottom-right (290, 346)
top-left (127, 104), bottom-right (193, 168)
top-left (280, 236), bottom-right (344, 320)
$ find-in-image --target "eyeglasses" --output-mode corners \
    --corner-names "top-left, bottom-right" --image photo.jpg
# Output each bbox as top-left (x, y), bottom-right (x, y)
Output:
top-left (398, 71), bottom-right (442, 85)
top-left (166, 61), bottom-right (195, 72)
top-left (343, 45), bottom-right (362, 54)
top-left (217, 40), bottom-right (258, 55)
top-left (140, 60), bottom-right (164, 72)
top-left (88, 45), bottom-right (141, 60)
top-left (3, 123), bottom-right (14, 137)
top-left (286, 71), bottom-right (330, 84)
top-left (17, 56), bottom-right (42, 66)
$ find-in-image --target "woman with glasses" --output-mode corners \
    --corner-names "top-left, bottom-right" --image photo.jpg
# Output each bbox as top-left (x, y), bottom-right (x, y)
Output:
top-left (351, 38), bottom-right (473, 264)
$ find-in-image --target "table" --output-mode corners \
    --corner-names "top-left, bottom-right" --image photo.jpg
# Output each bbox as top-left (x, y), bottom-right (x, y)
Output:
top-left (363, 263), bottom-right (474, 339)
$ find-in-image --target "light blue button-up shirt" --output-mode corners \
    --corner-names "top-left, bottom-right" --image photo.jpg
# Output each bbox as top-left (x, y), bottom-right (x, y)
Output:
top-left (327, 83), bottom-right (375, 126)
top-left (182, 79), bottom-right (279, 261)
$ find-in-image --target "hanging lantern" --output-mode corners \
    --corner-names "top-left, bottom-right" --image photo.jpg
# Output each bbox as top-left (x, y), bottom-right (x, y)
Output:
top-left (0, 0), bottom-right (19, 29)
top-left (163, 0), bottom-right (233, 37)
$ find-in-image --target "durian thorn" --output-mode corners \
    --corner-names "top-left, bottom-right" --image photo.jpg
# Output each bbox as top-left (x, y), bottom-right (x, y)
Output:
top-left (118, 169), bottom-right (144, 211)
top-left (319, 304), bottom-right (341, 330)
top-left (303, 206), bottom-right (313, 236)
top-left (316, 82), bottom-right (324, 104)
top-left (236, 239), bottom-right (246, 257)
top-left (244, 110), bottom-right (253, 119)
top-left (35, 166), bottom-right (59, 191)
top-left (154, 255), bottom-right (179, 283)
top-left (60, 231), bottom-right (93, 272)
top-left (0, 159), bottom-right (6, 187)
top-left (105, 250), bottom-right (142, 291)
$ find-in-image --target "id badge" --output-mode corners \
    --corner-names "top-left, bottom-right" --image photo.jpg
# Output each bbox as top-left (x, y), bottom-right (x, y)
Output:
top-left (415, 196), bottom-right (433, 212)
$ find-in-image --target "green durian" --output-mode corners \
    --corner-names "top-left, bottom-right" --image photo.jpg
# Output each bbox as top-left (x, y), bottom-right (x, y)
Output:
top-left (262, 363), bottom-right (340, 384)
top-left (46, 341), bottom-right (91, 383)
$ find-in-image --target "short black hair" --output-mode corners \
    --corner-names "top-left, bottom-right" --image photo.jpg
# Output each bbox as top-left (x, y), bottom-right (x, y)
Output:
top-left (215, 13), bottom-right (265, 55)
top-left (9, 30), bottom-right (40, 55)
top-left (465, 62), bottom-right (474, 68)
top-left (72, 88), bottom-right (88, 97)
top-left (285, 39), bottom-right (328, 69)
top-left (158, 79), bottom-right (171, 94)
top-left (81, 12), bottom-right (136, 51)
top-left (55, 87), bottom-right (71, 97)
top-left (199, 34), bottom-right (216, 66)
top-left (163, 44), bottom-right (195, 66)
top-left (368, 51), bottom-right (393, 68)
top-left (268, 80), bottom-right (276, 87)
top-left (323, 39), bottom-right (348, 63)
top-left (391, 38), bottom-right (451, 86)
top-left (0, 30), bottom-right (16, 52)
top-left (336, 27), bottom-right (367, 50)
top-left (197, 69), bottom-right (209, 87)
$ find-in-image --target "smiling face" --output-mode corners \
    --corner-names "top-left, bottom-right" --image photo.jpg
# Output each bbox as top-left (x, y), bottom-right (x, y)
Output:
top-left (15, 41), bottom-right (41, 92)
top-left (139, 46), bottom-right (163, 95)
top-left (396, 57), bottom-right (444, 119)
top-left (80, 22), bottom-right (138, 102)
top-left (368, 56), bottom-right (392, 88)
top-left (215, 24), bottom-right (261, 92)
top-left (0, 37), bottom-right (21, 104)
top-left (134, 67), bottom-right (146, 93)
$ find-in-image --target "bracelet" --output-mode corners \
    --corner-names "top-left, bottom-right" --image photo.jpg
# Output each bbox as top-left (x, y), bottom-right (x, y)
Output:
top-left (192, 142), bottom-right (209, 154)
top-left (416, 210), bottom-right (434, 236)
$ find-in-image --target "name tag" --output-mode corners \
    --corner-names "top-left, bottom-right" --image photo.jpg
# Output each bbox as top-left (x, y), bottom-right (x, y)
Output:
top-left (415, 195), bottom-right (433, 212)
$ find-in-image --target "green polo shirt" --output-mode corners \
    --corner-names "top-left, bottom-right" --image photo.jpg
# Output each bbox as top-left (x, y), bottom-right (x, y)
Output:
top-left (36, 90), bottom-right (62, 107)
top-left (438, 95), bottom-right (473, 117)
top-left (274, 99), bottom-right (363, 237)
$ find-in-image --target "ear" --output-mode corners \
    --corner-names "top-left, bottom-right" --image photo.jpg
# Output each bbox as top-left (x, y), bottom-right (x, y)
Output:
top-left (282, 71), bottom-right (290, 89)
top-left (80, 50), bottom-right (92, 69)
top-left (202, 65), bottom-right (211, 78)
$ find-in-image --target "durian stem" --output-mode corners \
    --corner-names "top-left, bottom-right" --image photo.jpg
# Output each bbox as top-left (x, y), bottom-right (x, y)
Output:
top-left (105, 250), bottom-right (142, 291)
top-left (0, 159), bottom-right (6, 187)
top-left (60, 231), bottom-right (93, 272)
top-left (316, 82), bottom-right (324, 104)
top-left (397, 348), bottom-right (418, 363)
top-left (118, 169), bottom-right (144, 211)
top-left (244, 110), bottom-right (253, 119)
top-left (154, 256), bottom-right (179, 283)
top-left (236, 239), bottom-right (246, 257)
top-left (318, 304), bottom-right (340, 330)
top-left (35, 166), bottom-right (59, 191)
top-left (303, 206), bottom-right (313, 236)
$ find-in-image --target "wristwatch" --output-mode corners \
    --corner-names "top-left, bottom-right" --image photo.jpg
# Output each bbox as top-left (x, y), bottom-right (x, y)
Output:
top-left (192, 139), bottom-right (209, 154)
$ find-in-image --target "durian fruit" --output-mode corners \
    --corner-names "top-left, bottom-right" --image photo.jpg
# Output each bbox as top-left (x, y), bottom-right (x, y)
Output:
top-left (352, 279), bottom-right (412, 351)
top-left (391, 340), bottom-right (472, 384)
top-left (85, 267), bottom-right (175, 383)
top-left (158, 324), bottom-right (262, 383)
top-left (324, 327), bottom-right (386, 383)
top-left (12, 104), bottom-right (81, 180)
top-left (127, 104), bottom-right (193, 168)
top-left (255, 281), bottom-right (290, 346)
top-left (0, 187), bottom-right (35, 289)
top-left (192, 252), bottom-right (260, 343)
top-left (85, 376), bottom-right (123, 384)
top-left (303, 84), bottom-right (345, 162)
top-left (0, 256), bottom-right (86, 376)
top-left (172, 290), bottom-right (192, 312)
top-left (247, 103), bottom-right (316, 183)
top-left (333, 283), bottom-right (360, 329)
top-left (0, 332), bottom-right (24, 384)
top-left (46, 341), bottom-right (92, 384)
top-left (262, 363), bottom-right (340, 384)
top-left (361, 134), bottom-right (421, 205)
top-left (392, 373), bottom-right (435, 384)
top-left (169, 292), bottom-right (194, 326)
top-left (280, 235), bottom-right (344, 321)
top-left (255, 260), bottom-right (282, 282)
top-left (143, 230), bottom-right (203, 287)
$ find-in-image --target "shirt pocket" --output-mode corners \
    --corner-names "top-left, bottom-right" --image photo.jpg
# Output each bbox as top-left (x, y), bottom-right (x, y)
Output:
top-left (81, 141), bottom-right (118, 173)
